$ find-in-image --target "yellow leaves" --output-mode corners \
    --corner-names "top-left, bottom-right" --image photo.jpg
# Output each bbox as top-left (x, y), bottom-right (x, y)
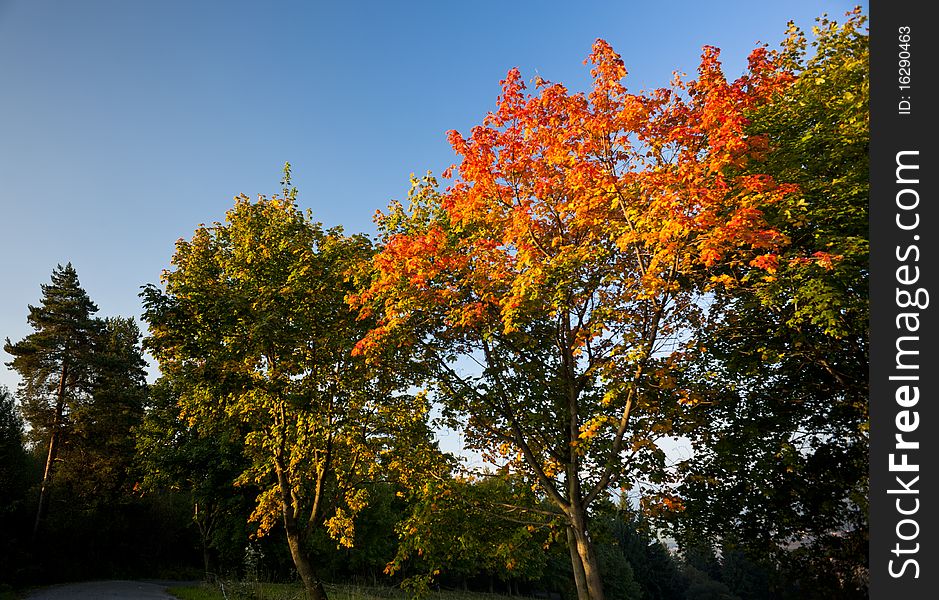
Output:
top-left (248, 488), bottom-right (281, 538)
top-left (541, 458), bottom-right (562, 478)
top-left (600, 389), bottom-right (617, 407)
top-left (709, 273), bottom-right (735, 287)
top-left (345, 487), bottom-right (369, 514)
top-left (578, 415), bottom-right (615, 441)
top-left (325, 507), bottom-right (356, 548)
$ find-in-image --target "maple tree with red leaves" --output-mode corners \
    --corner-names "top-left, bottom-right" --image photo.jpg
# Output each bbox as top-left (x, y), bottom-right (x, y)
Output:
top-left (353, 39), bottom-right (804, 600)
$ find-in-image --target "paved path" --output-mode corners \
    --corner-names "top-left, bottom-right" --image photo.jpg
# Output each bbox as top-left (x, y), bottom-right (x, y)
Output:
top-left (24, 580), bottom-right (197, 599)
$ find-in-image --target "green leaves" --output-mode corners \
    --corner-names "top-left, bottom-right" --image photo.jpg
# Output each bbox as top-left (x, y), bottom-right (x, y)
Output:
top-left (142, 177), bottom-right (441, 595)
top-left (669, 12), bottom-right (869, 592)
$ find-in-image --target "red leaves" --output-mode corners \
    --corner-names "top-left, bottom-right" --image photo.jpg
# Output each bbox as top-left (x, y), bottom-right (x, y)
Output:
top-left (358, 37), bottom-right (799, 357)
top-left (749, 253), bottom-right (780, 273)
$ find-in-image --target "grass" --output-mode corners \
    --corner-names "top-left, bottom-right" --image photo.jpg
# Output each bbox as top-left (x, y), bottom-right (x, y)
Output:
top-left (167, 582), bottom-right (522, 600)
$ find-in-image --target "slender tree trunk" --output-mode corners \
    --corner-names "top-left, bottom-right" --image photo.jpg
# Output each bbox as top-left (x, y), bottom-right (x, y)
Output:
top-left (567, 526), bottom-right (590, 600)
top-left (194, 502), bottom-right (214, 578)
top-left (32, 362), bottom-right (68, 545)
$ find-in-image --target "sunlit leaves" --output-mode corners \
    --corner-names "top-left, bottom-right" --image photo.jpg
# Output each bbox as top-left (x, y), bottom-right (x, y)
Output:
top-left (667, 13), bottom-right (869, 590)
top-left (142, 184), bottom-right (437, 580)
top-left (352, 34), bottom-right (802, 600)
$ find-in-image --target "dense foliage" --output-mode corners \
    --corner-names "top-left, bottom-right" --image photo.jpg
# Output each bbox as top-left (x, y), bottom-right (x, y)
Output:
top-left (1, 12), bottom-right (868, 600)
top-left (140, 170), bottom-right (443, 599)
top-left (668, 11), bottom-right (869, 598)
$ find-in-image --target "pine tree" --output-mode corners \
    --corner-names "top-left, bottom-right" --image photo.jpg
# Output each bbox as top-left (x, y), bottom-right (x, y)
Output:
top-left (4, 263), bottom-right (101, 542)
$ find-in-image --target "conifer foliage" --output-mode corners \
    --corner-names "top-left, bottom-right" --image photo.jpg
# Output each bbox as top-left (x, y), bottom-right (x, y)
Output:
top-left (4, 264), bottom-right (148, 552)
top-left (4, 263), bottom-right (102, 542)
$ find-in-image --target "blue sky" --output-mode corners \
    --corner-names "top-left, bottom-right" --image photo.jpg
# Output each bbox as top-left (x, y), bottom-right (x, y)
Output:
top-left (0, 0), bottom-right (866, 396)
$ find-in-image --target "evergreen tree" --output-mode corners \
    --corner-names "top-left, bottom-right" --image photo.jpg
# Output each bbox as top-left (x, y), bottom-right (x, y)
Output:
top-left (0, 385), bottom-right (33, 578)
top-left (0, 385), bottom-right (30, 513)
top-left (4, 263), bottom-right (101, 542)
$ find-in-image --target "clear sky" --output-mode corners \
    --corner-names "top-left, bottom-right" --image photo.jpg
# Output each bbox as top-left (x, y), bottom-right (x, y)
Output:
top-left (0, 0), bottom-right (866, 399)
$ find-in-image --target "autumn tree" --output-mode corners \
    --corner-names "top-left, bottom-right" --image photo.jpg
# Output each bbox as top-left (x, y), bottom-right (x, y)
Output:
top-left (353, 39), bottom-right (797, 600)
top-left (668, 12), bottom-right (869, 595)
top-left (141, 169), bottom-right (436, 599)
top-left (4, 263), bottom-right (102, 543)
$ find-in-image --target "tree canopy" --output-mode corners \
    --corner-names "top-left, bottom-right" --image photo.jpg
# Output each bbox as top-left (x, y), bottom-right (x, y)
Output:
top-left (141, 171), bottom-right (440, 599)
top-left (668, 11), bottom-right (869, 595)
top-left (351, 33), bottom-right (812, 600)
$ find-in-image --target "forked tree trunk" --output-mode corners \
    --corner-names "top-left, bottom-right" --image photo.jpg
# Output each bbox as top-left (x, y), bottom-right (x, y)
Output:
top-left (275, 450), bottom-right (327, 600)
top-left (194, 501), bottom-right (216, 578)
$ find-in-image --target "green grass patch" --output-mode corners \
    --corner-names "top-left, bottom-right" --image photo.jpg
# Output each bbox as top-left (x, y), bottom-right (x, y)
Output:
top-left (167, 582), bottom-right (521, 600)
top-left (167, 584), bottom-right (227, 600)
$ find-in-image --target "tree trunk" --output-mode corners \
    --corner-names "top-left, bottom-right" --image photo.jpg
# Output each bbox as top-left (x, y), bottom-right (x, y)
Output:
top-left (32, 363), bottom-right (68, 545)
top-left (275, 447), bottom-right (327, 600)
top-left (573, 529), bottom-right (605, 600)
top-left (203, 547), bottom-right (211, 580)
top-left (569, 513), bottom-right (605, 600)
top-left (567, 527), bottom-right (590, 600)
top-left (194, 501), bottom-right (214, 578)
top-left (284, 522), bottom-right (327, 600)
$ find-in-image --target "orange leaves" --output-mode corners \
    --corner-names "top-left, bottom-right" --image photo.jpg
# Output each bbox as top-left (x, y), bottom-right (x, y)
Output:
top-left (587, 38), bottom-right (629, 114)
top-left (577, 415), bottom-right (616, 442)
top-left (641, 493), bottom-right (686, 518)
top-left (358, 35), bottom-right (798, 390)
top-left (749, 253), bottom-right (780, 273)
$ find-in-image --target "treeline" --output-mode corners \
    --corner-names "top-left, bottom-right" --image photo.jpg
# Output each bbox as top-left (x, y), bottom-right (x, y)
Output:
top-left (1, 10), bottom-right (868, 600)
